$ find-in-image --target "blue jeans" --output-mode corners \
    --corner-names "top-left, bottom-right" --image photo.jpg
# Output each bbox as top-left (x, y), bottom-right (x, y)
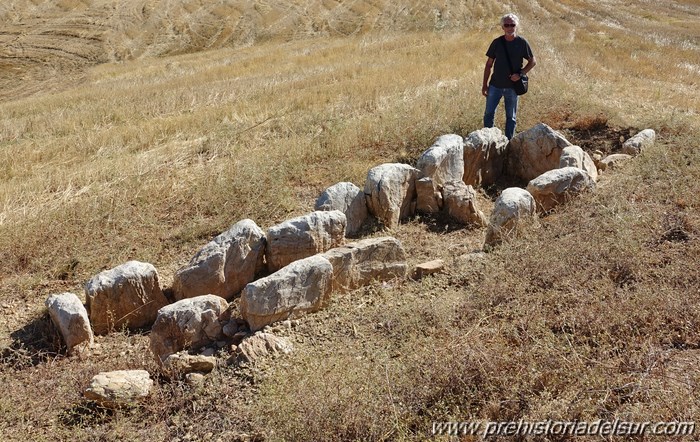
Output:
top-left (483, 85), bottom-right (519, 139)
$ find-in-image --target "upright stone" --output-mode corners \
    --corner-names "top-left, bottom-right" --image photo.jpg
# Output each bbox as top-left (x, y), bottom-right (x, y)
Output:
top-left (364, 163), bottom-right (419, 229)
top-left (45, 292), bottom-right (94, 355)
top-left (266, 210), bottom-right (346, 273)
top-left (484, 187), bottom-right (538, 247)
top-left (416, 134), bottom-right (464, 185)
top-left (415, 177), bottom-right (442, 213)
top-left (150, 295), bottom-right (229, 363)
top-left (622, 129), bottom-right (655, 155)
top-left (240, 255), bottom-right (333, 332)
top-left (85, 261), bottom-right (168, 334)
top-left (322, 236), bottom-right (407, 292)
top-left (559, 145), bottom-right (598, 181)
top-left (172, 219), bottom-right (266, 301)
top-left (505, 123), bottom-right (572, 181)
top-left (463, 127), bottom-right (509, 187)
top-left (314, 182), bottom-right (368, 237)
top-left (526, 167), bottom-right (596, 212)
top-left (442, 181), bottom-right (487, 226)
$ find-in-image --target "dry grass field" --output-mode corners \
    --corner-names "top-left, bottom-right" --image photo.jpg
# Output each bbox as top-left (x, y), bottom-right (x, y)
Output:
top-left (1, 0), bottom-right (699, 440)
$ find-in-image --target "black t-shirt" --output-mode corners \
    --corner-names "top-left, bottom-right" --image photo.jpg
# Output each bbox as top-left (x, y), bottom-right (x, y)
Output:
top-left (486, 36), bottom-right (534, 88)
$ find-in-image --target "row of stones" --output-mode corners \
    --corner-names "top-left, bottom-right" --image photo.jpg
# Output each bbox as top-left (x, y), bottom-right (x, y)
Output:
top-left (45, 122), bottom-right (654, 407)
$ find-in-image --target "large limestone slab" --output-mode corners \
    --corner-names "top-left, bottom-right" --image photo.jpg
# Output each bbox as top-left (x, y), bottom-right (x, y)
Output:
top-left (322, 236), bottom-right (407, 292)
top-left (484, 187), bottom-right (538, 247)
top-left (84, 370), bottom-right (153, 409)
top-left (85, 261), bottom-right (168, 334)
top-left (364, 163), bottom-right (419, 229)
top-left (559, 145), bottom-right (598, 182)
top-left (416, 134), bottom-right (464, 186)
top-left (266, 210), bottom-right (346, 273)
top-left (172, 219), bottom-right (266, 301)
top-left (505, 123), bottom-right (572, 181)
top-left (314, 182), bottom-right (368, 237)
top-left (45, 292), bottom-right (94, 355)
top-left (240, 255), bottom-right (333, 332)
top-left (526, 167), bottom-right (596, 212)
top-left (463, 127), bottom-right (508, 187)
top-left (442, 181), bottom-right (487, 226)
top-left (150, 295), bottom-right (229, 363)
top-left (622, 129), bottom-right (655, 155)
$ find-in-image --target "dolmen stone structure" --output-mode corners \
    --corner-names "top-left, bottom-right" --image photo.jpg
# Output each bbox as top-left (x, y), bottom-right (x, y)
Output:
top-left (44, 122), bottom-right (655, 400)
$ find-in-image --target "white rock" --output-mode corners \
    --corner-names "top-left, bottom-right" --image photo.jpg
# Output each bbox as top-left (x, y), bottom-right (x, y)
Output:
top-left (172, 219), bottom-right (266, 301)
top-left (600, 153), bottom-right (633, 169)
top-left (463, 127), bottom-right (508, 186)
top-left (484, 187), bottom-right (538, 247)
top-left (163, 352), bottom-right (217, 375)
top-left (416, 134), bottom-right (464, 186)
top-left (85, 261), bottom-right (168, 334)
top-left (266, 210), bottom-right (346, 273)
top-left (322, 236), bottom-right (407, 292)
top-left (622, 129), bottom-right (655, 155)
top-left (45, 292), bottom-right (94, 355)
top-left (526, 167), bottom-right (596, 212)
top-left (240, 255), bottom-right (333, 332)
top-left (235, 332), bottom-right (293, 364)
top-left (442, 181), bottom-right (487, 226)
top-left (314, 182), bottom-right (368, 237)
top-left (364, 163), bottom-right (419, 229)
top-left (559, 145), bottom-right (598, 181)
top-left (84, 370), bottom-right (153, 408)
top-left (505, 123), bottom-right (572, 181)
top-left (150, 295), bottom-right (229, 363)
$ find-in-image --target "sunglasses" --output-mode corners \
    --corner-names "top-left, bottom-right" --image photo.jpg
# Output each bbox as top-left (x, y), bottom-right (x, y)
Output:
top-left (503, 23), bottom-right (516, 27)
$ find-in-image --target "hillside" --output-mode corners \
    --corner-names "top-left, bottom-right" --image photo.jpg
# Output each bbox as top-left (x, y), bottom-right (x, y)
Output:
top-left (1, 0), bottom-right (700, 440)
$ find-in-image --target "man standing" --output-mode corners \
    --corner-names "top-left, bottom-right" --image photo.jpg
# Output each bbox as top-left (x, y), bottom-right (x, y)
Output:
top-left (482, 13), bottom-right (537, 139)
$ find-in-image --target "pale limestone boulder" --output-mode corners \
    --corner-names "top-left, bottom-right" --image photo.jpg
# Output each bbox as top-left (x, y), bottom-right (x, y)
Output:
top-left (163, 352), bottom-right (217, 375)
top-left (415, 177), bottom-right (442, 213)
top-left (484, 187), bottom-right (538, 247)
top-left (463, 127), bottom-right (508, 187)
top-left (442, 181), bottom-right (487, 226)
top-left (526, 167), bottom-right (596, 212)
top-left (364, 163), bottom-right (419, 229)
top-left (416, 134), bottom-right (464, 185)
top-left (314, 182), bottom-right (368, 237)
top-left (559, 145), bottom-right (598, 181)
top-left (150, 295), bottom-right (229, 363)
top-left (240, 255), bottom-right (333, 332)
top-left (84, 370), bottom-right (152, 409)
top-left (85, 261), bottom-right (168, 335)
top-left (601, 153), bottom-right (633, 169)
top-left (45, 292), bottom-right (94, 355)
top-left (172, 219), bottom-right (266, 301)
top-left (622, 129), bottom-right (655, 155)
top-left (322, 236), bottom-right (407, 292)
top-left (266, 210), bottom-right (346, 273)
top-left (505, 123), bottom-right (572, 181)
top-left (234, 332), bottom-right (294, 364)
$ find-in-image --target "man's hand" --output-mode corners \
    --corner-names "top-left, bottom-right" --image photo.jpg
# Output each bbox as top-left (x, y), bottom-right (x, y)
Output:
top-left (482, 85), bottom-right (489, 96)
top-left (509, 73), bottom-right (521, 82)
